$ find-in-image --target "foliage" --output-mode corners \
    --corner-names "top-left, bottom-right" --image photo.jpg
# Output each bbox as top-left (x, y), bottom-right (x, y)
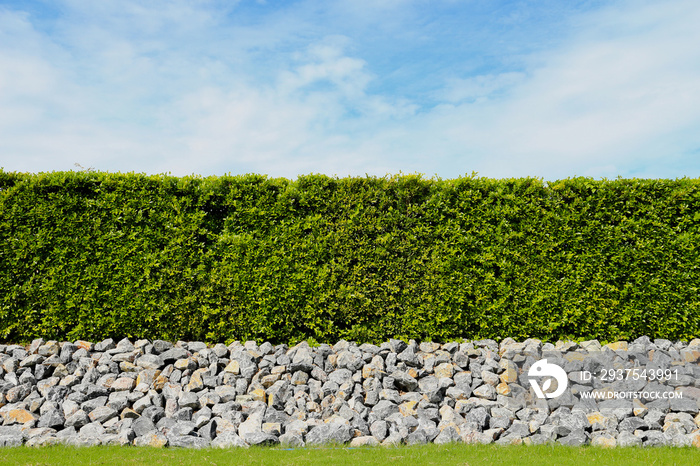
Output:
top-left (1, 170), bottom-right (698, 343)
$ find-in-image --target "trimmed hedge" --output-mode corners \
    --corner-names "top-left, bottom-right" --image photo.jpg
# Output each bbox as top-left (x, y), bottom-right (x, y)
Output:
top-left (1, 170), bottom-right (699, 344)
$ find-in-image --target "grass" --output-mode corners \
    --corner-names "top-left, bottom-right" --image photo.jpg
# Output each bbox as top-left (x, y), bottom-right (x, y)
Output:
top-left (1, 444), bottom-right (699, 466)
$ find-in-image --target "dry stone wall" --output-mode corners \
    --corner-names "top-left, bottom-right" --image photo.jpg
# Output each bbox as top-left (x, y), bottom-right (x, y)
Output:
top-left (1, 337), bottom-right (700, 448)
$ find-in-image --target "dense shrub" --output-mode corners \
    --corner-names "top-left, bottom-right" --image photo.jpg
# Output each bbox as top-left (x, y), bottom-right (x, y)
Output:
top-left (1, 170), bottom-right (698, 344)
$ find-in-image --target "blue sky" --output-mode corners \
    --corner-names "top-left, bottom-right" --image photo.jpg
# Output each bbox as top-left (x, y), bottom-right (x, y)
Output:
top-left (1, 0), bottom-right (699, 180)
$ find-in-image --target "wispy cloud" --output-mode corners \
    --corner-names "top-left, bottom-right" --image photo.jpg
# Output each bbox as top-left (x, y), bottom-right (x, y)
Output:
top-left (1, 0), bottom-right (699, 179)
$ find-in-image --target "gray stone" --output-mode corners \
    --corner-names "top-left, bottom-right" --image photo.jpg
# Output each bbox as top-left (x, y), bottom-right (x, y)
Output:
top-left (212, 431), bottom-right (249, 448)
top-left (238, 408), bottom-right (265, 442)
top-left (132, 395), bottom-right (152, 413)
top-left (0, 432), bottom-right (25, 447)
top-left (370, 420), bottom-right (388, 441)
top-left (370, 400), bottom-right (399, 423)
top-left (406, 429), bottom-right (429, 445)
top-left (617, 430), bottom-right (643, 447)
top-left (81, 396), bottom-right (108, 413)
top-left (397, 346), bottom-right (421, 367)
top-left (132, 417), bottom-right (157, 437)
top-left (229, 351), bottom-right (258, 378)
top-left (391, 370), bottom-right (418, 392)
top-left (142, 405), bottom-right (165, 424)
top-left (337, 350), bottom-right (364, 372)
top-left (168, 435), bottom-right (210, 448)
top-left (79, 422), bottom-right (105, 438)
top-left (179, 392), bottom-right (201, 409)
top-left (279, 432), bottom-right (305, 447)
top-left (198, 419), bottom-right (218, 440)
top-left (328, 368), bottom-right (353, 385)
top-left (107, 392), bottom-right (130, 413)
top-left (65, 410), bottom-right (90, 428)
top-left (4, 336), bottom-right (700, 449)
top-left (619, 417), bottom-right (648, 432)
top-left (598, 399), bottom-right (633, 419)
top-left (160, 347), bottom-right (189, 363)
top-left (670, 397), bottom-right (699, 413)
top-left (38, 410), bottom-right (64, 429)
top-left (434, 426), bottom-right (461, 444)
top-left (243, 431), bottom-right (279, 446)
top-left (473, 384), bottom-right (497, 400)
top-left (153, 340), bottom-right (174, 354)
top-left (88, 406), bottom-right (118, 424)
top-left (389, 339), bottom-right (408, 354)
top-left (215, 386), bottom-right (238, 403)
top-left (94, 339), bottom-right (116, 352)
top-left (306, 423), bottom-right (353, 445)
top-left (133, 432), bottom-right (168, 447)
top-left (136, 354), bottom-right (164, 370)
top-left (289, 348), bottom-right (314, 373)
top-left (20, 354), bottom-right (45, 368)
top-left (168, 421), bottom-right (197, 437)
top-left (641, 430), bottom-right (670, 447)
top-left (558, 429), bottom-right (588, 446)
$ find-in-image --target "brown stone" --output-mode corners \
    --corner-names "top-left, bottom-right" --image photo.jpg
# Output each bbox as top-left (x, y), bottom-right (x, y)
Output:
top-left (74, 340), bottom-right (94, 351)
top-left (399, 400), bottom-right (418, 417)
top-left (587, 412), bottom-right (618, 430)
top-left (362, 365), bottom-right (380, 379)
top-left (3, 408), bottom-right (37, 424)
top-left (136, 369), bottom-right (161, 387)
top-left (223, 360), bottom-right (240, 374)
top-left (454, 400), bottom-right (471, 414)
top-left (261, 374), bottom-right (280, 388)
top-left (633, 399), bottom-right (648, 417)
top-left (175, 358), bottom-right (197, 371)
top-left (120, 408), bottom-right (140, 419)
top-left (604, 341), bottom-right (628, 351)
top-left (592, 434), bottom-right (617, 448)
top-left (681, 349), bottom-right (700, 363)
top-left (215, 418), bottom-right (237, 434)
top-left (262, 422), bottom-right (282, 436)
top-left (153, 375), bottom-right (168, 391)
top-left (498, 360), bottom-right (518, 384)
top-left (250, 388), bottom-right (266, 403)
top-left (52, 364), bottom-right (69, 378)
top-left (97, 373), bottom-right (117, 389)
top-left (37, 377), bottom-right (60, 397)
top-left (187, 368), bottom-right (207, 392)
top-left (562, 352), bottom-right (586, 363)
top-left (119, 361), bottom-right (139, 373)
top-left (496, 382), bottom-right (511, 396)
top-left (689, 432), bottom-right (700, 448)
top-left (112, 377), bottom-right (136, 392)
top-left (434, 363), bottom-right (454, 379)
top-left (135, 432), bottom-right (168, 447)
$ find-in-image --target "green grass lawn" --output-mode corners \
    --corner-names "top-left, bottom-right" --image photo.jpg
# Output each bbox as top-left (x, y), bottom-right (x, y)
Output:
top-left (1, 444), bottom-right (699, 466)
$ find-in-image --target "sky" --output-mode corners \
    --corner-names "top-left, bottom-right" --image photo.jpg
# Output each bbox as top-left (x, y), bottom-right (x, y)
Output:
top-left (1, 0), bottom-right (699, 180)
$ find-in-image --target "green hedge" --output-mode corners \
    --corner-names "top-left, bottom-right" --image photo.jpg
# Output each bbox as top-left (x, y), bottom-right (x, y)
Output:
top-left (1, 170), bottom-right (699, 344)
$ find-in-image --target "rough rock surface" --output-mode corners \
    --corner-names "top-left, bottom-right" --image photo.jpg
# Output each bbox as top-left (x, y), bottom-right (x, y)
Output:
top-left (1, 337), bottom-right (700, 447)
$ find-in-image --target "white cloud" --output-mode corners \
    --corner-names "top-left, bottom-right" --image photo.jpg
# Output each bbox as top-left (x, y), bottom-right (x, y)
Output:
top-left (414, 0), bottom-right (700, 178)
top-left (1, 0), bottom-right (700, 179)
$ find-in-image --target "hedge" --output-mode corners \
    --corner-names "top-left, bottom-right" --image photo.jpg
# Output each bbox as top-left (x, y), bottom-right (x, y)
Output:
top-left (1, 170), bottom-right (699, 344)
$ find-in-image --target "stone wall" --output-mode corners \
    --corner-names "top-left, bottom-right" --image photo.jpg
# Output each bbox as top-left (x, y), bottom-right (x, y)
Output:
top-left (1, 336), bottom-right (700, 448)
